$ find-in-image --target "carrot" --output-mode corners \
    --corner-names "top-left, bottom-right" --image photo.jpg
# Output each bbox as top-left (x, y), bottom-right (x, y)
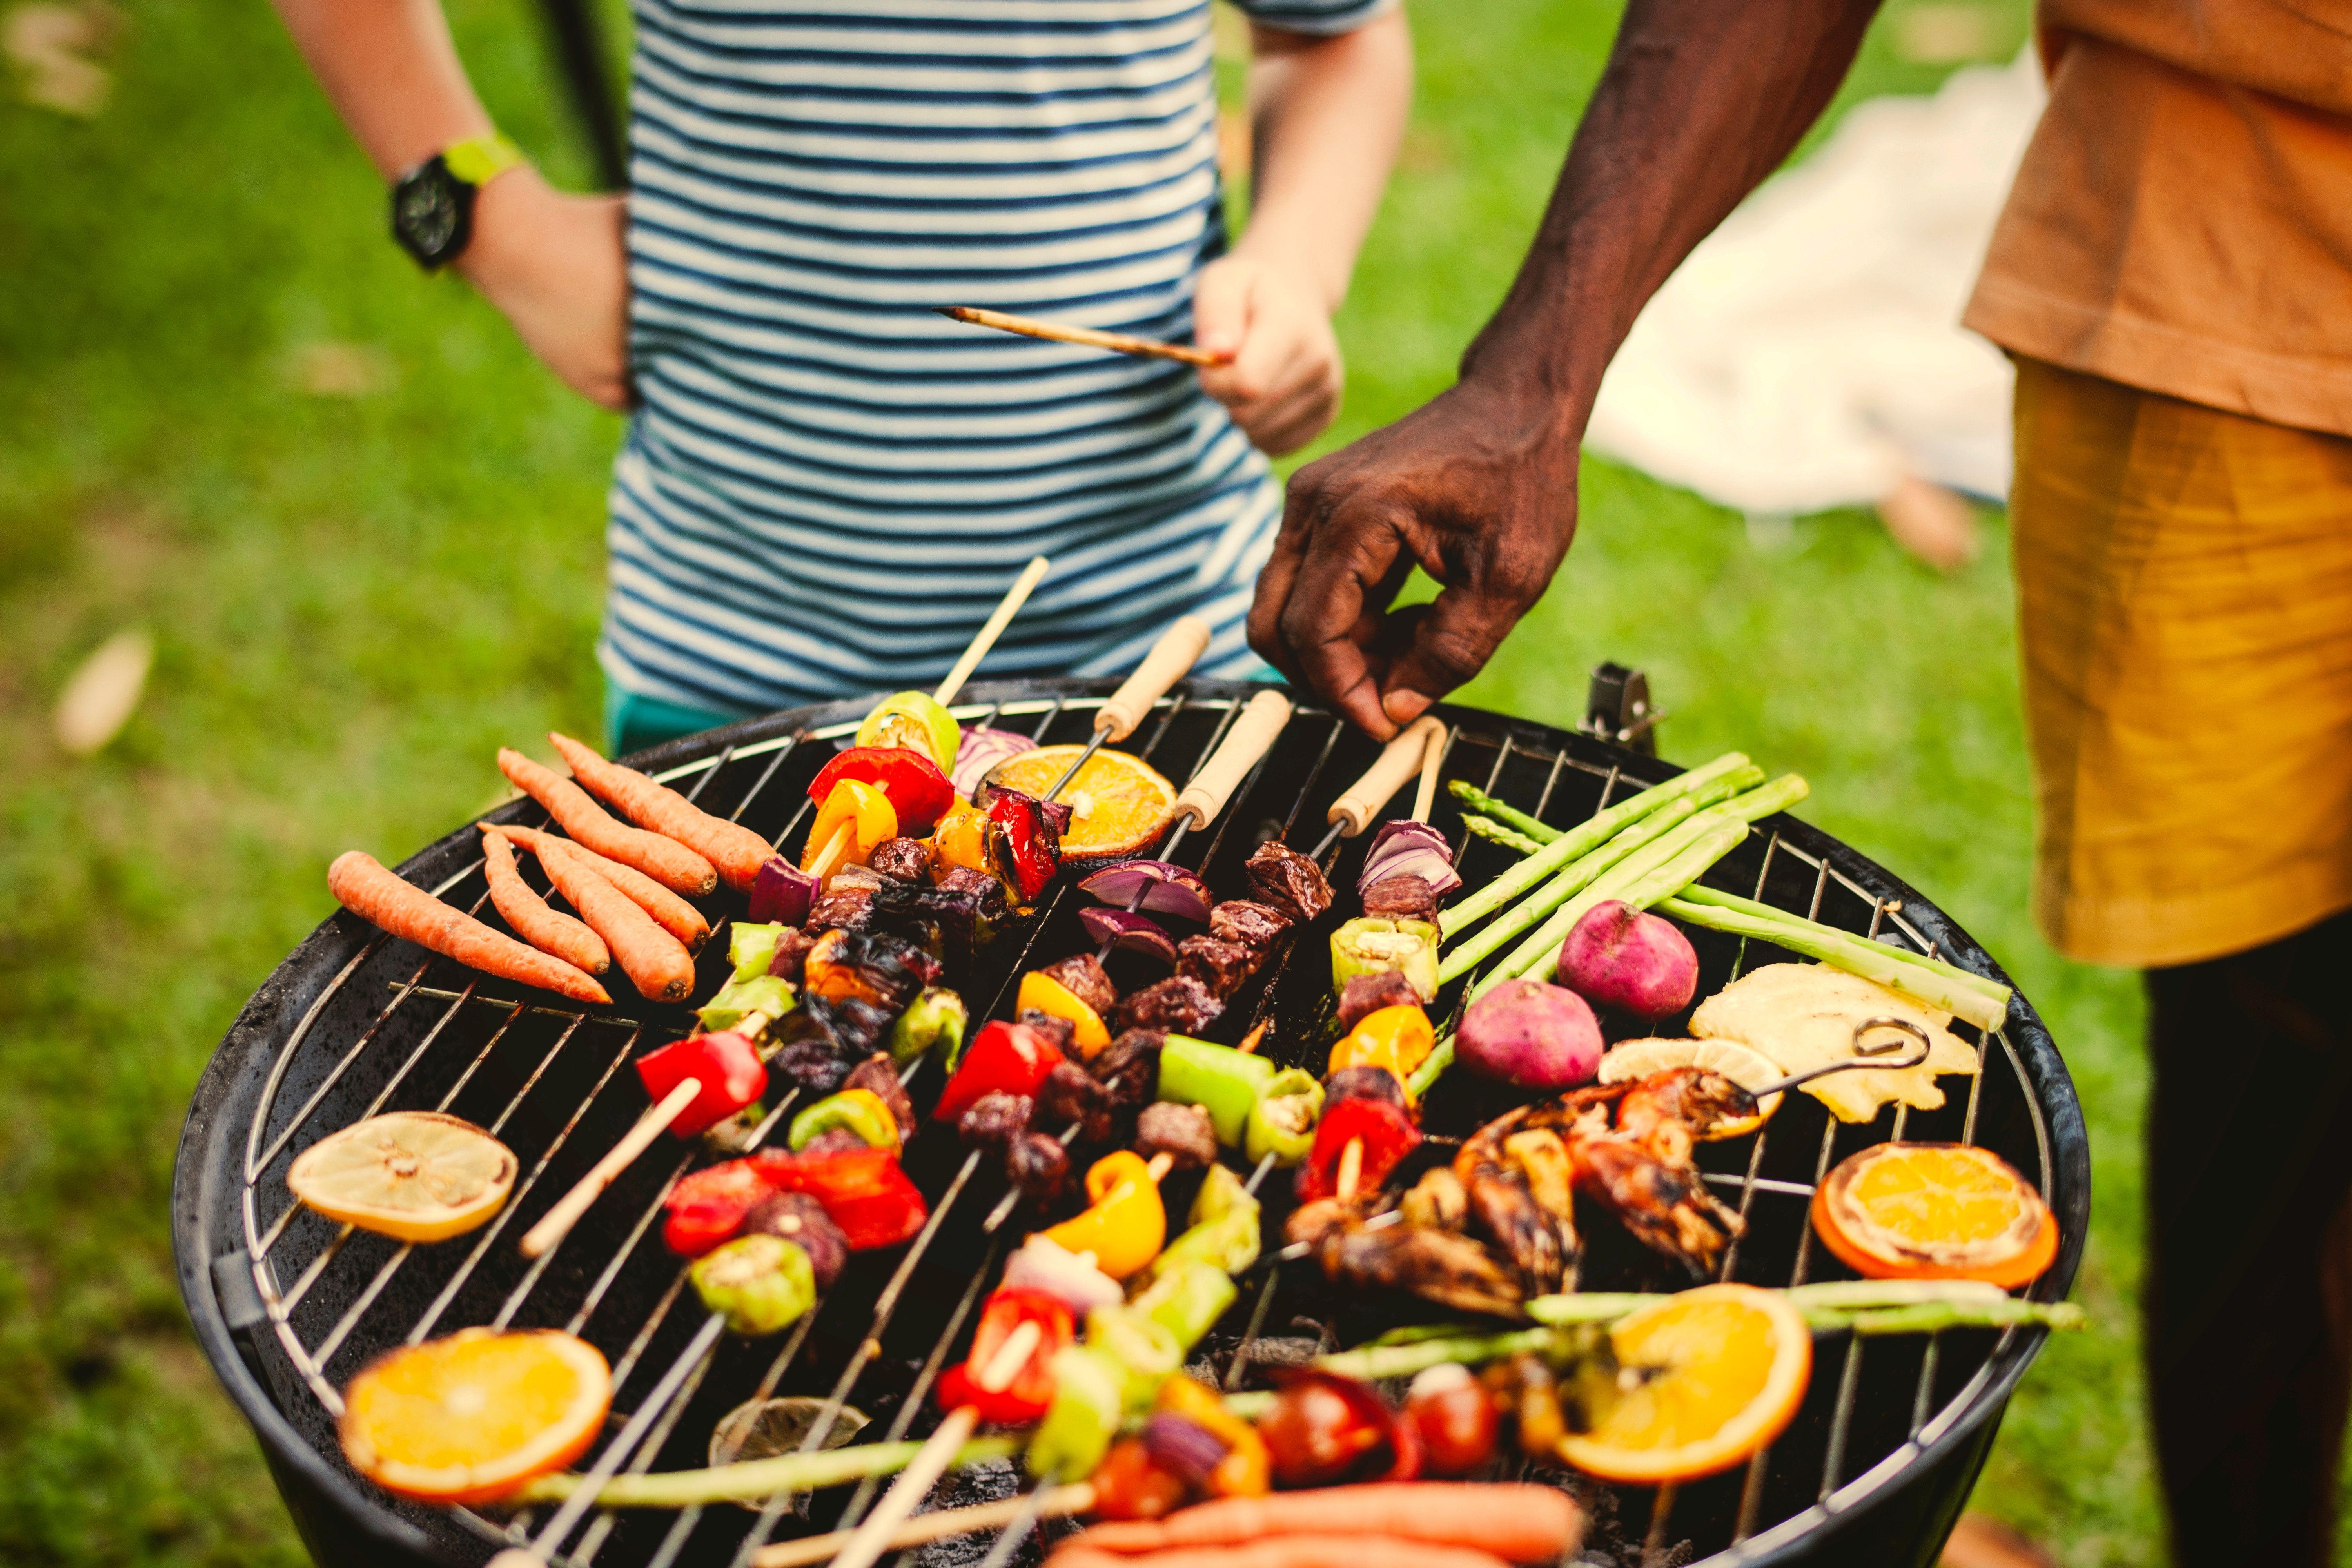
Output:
top-left (530, 836), bottom-right (699, 1002)
top-left (548, 732), bottom-right (773, 894)
top-left (490, 824), bottom-right (710, 953)
top-left (1049, 1537), bottom-right (1515, 1568)
top-left (1062, 1486), bottom-right (1580, 1566)
top-left (477, 827), bottom-right (610, 975)
top-left (498, 748), bottom-right (717, 898)
top-left (327, 851), bottom-right (610, 1006)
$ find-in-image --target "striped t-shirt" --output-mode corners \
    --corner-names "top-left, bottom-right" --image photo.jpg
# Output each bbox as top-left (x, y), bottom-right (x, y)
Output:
top-left (602, 0), bottom-right (1389, 718)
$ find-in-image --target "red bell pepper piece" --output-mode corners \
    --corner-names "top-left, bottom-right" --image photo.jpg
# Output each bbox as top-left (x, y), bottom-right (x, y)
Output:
top-left (808, 746), bottom-right (956, 835)
top-left (935, 1287), bottom-right (1074, 1425)
top-left (1295, 1094), bottom-right (1422, 1203)
top-left (751, 1145), bottom-right (928, 1250)
top-left (661, 1158), bottom-right (777, 1257)
top-left (984, 789), bottom-right (1062, 902)
top-left (933, 1020), bottom-right (1065, 1127)
top-left (636, 1030), bottom-right (768, 1139)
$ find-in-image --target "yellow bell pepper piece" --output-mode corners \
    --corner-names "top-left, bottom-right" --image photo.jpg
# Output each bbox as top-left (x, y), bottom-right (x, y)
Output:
top-left (1328, 1004), bottom-right (1437, 1101)
top-left (1018, 971), bottom-right (1111, 1057)
top-left (804, 779), bottom-right (898, 873)
top-left (1039, 1151), bottom-right (1165, 1280)
top-left (928, 799), bottom-right (989, 877)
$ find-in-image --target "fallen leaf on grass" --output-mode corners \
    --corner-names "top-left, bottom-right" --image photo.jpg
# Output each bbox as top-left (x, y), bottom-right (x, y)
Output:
top-left (53, 626), bottom-right (153, 756)
top-left (3, 0), bottom-right (123, 118)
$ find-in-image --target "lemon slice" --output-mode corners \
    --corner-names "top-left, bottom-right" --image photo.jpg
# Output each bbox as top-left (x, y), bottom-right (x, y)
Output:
top-left (1556, 1283), bottom-right (1811, 1483)
top-left (1598, 1037), bottom-right (1784, 1138)
top-left (288, 1111), bottom-right (517, 1242)
top-left (340, 1328), bottom-right (611, 1505)
top-left (984, 746), bottom-right (1176, 858)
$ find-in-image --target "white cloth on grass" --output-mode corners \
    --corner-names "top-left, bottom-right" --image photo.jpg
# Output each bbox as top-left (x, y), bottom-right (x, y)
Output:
top-left (1584, 51), bottom-right (2044, 514)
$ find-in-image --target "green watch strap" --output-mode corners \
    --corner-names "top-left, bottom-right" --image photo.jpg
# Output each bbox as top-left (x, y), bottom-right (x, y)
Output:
top-left (442, 132), bottom-right (527, 188)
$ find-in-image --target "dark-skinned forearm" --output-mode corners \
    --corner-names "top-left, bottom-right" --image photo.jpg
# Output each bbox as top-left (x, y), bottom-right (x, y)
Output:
top-left (1462, 0), bottom-right (1885, 427)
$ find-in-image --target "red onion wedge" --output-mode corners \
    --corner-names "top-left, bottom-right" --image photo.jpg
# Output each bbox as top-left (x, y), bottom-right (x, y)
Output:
top-left (1078, 860), bottom-right (1213, 923)
top-left (951, 726), bottom-right (1036, 802)
top-left (1358, 819), bottom-right (1461, 897)
top-left (749, 855), bottom-right (817, 926)
top-left (1080, 907), bottom-right (1180, 967)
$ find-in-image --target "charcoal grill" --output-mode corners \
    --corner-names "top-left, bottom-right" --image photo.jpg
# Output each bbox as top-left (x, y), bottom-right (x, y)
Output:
top-left (172, 678), bottom-right (2087, 1568)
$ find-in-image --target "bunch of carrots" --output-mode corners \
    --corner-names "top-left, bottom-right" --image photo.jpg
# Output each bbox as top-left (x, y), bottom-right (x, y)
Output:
top-left (327, 734), bottom-right (771, 1007)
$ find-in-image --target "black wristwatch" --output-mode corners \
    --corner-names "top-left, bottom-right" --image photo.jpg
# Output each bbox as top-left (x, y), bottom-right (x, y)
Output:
top-left (390, 133), bottom-right (526, 271)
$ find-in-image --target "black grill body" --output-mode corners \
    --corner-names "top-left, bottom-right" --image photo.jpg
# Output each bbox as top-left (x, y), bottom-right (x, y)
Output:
top-left (173, 680), bottom-right (2087, 1568)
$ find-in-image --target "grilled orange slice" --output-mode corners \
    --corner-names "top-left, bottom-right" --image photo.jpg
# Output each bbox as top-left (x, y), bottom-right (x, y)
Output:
top-left (287, 1111), bottom-right (516, 1243)
top-left (1555, 1284), bottom-right (1811, 1483)
top-left (339, 1328), bottom-right (611, 1506)
top-left (1811, 1142), bottom-right (2056, 1288)
top-left (984, 747), bottom-right (1174, 858)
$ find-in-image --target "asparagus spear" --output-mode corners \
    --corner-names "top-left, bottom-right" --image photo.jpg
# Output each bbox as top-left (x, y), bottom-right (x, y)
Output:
top-left (1461, 815), bottom-right (1546, 855)
top-left (506, 1434), bottom-right (1024, 1508)
top-left (1446, 782), bottom-right (1563, 844)
top-left (1671, 885), bottom-right (2012, 1003)
top-left (1652, 895), bottom-right (2010, 1031)
top-left (1438, 753), bottom-right (1753, 940)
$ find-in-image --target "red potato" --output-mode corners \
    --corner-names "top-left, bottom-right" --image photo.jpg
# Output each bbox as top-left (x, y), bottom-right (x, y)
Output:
top-left (326, 851), bottom-right (610, 1005)
top-left (1062, 1485), bottom-right (1580, 1566)
top-left (547, 732), bottom-right (772, 894)
top-left (1052, 1537), bottom-right (1513, 1568)
top-left (531, 837), bottom-right (698, 1002)
top-left (489, 824), bottom-right (709, 953)
top-left (1456, 978), bottom-right (1603, 1089)
top-left (1556, 899), bottom-right (1700, 1019)
top-left (478, 827), bottom-right (610, 975)
top-left (497, 748), bottom-right (717, 898)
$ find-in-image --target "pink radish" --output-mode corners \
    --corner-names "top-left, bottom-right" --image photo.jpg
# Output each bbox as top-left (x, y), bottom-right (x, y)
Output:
top-left (1556, 900), bottom-right (1699, 1019)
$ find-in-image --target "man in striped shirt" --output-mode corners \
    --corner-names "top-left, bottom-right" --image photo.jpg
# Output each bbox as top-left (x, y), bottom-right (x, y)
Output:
top-left (269, 0), bottom-right (1411, 752)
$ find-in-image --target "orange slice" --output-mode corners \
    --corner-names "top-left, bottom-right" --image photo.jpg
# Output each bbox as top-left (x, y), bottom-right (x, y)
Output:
top-left (287, 1111), bottom-right (516, 1243)
top-left (1811, 1142), bottom-right (2057, 1288)
top-left (984, 746), bottom-right (1174, 858)
top-left (1597, 1038), bottom-right (1784, 1139)
top-left (1019, 969), bottom-right (1111, 1056)
top-left (1555, 1283), bottom-right (1811, 1483)
top-left (339, 1328), bottom-right (612, 1505)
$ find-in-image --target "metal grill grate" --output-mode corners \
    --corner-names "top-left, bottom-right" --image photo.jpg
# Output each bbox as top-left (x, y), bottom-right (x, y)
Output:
top-left (181, 680), bottom-right (2083, 1568)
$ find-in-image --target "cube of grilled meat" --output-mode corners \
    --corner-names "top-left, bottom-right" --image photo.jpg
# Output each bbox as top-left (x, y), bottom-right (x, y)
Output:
top-left (743, 1192), bottom-right (849, 1291)
top-left (806, 884), bottom-right (876, 932)
top-left (935, 866), bottom-right (1012, 930)
top-left (1361, 874), bottom-right (1438, 924)
top-left (1209, 899), bottom-right (1292, 952)
top-left (1134, 1101), bottom-right (1218, 1171)
top-left (797, 1127), bottom-right (869, 1157)
top-left (867, 837), bottom-right (932, 884)
top-left (807, 929), bottom-right (941, 1012)
top-left (1177, 935), bottom-right (1257, 998)
top-left (768, 996), bottom-right (896, 1094)
top-left (1337, 970), bottom-right (1425, 1033)
top-left (1245, 840), bottom-right (1333, 923)
top-left (1039, 1060), bottom-right (1114, 1145)
top-left (1007, 1131), bottom-right (1072, 1204)
top-left (1090, 1029), bottom-right (1163, 1138)
top-left (958, 1091), bottom-right (1034, 1156)
top-left (767, 927), bottom-right (820, 986)
top-left (1119, 975), bottom-right (1224, 1034)
top-left (1039, 953), bottom-right (1117, 1017)
top-left (1017, 1009), bottom-right (1080, 1061)
top-left (842, 1054), bottom-right (916, 1141)
top-left (1323, 1065), bottom-right (1408, 1110)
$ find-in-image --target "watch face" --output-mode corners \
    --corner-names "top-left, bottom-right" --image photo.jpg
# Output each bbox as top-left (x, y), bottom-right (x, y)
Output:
top-left (391, 159), bottom-right (472, 269)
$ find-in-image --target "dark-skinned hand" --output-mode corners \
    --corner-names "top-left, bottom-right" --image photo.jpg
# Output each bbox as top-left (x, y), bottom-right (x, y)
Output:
top-left (1247, 376), bottom-right (1579, 738)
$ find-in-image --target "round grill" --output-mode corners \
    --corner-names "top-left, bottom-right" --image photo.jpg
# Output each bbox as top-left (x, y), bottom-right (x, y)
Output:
top-left (172, 679), bottom-right (2087, 1568)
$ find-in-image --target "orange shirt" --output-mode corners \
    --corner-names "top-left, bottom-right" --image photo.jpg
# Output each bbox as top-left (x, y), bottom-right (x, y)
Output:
top-left (1963, 0), bottom-right (2352, 437)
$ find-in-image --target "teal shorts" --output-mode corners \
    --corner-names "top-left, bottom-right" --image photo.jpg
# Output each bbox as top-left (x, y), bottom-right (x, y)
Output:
top-left (604, 686), bottom-right (751, 759)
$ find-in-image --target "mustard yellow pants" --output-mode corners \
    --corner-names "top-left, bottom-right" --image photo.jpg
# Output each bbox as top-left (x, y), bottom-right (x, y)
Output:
top-left (2012, 358), bottom-right (2352, 968)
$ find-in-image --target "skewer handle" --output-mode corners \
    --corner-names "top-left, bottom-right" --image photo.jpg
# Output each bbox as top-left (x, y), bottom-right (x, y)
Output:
top-left (750, 1485), bottom-right (1098, 1568)
top-left (1326, 715), bottom-right (1447, 838)
top-left (1171, 689), bottom-right (1292, 830)
top-left (1412, 719), bottom-right (1449, 824)
top-left (934, 555), bottom-right (1050, 707)
top-left (1095, 616), bottom-right (1211, 742)
top-left (519, 1076), bottom-right (702, 1258)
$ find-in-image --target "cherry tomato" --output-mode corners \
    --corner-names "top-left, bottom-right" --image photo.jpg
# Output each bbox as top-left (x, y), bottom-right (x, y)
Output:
top-left (1257, 1372), bottom-right (1390, 1487)
top-left (1089, 1438), bottom-right (1188, 1521)
top-left (1406, 1364), bottom-right (1499, 1476)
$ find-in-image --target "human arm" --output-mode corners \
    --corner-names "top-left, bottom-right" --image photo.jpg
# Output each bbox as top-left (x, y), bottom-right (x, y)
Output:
top-left (267, 0), bottom-right (630, 408)
top-left (1247, 0), bottom-right (1884, 735)
top-left (1195, 8), bottom-right (1412, 456)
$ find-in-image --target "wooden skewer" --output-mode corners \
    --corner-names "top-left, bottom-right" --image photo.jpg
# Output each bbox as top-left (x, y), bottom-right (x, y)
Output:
top-left (1334, 1136), bottom-right (1365, 1202)
top-left (933, 555), bottom-right (1050, 708)
top-left (752, 1485), bottom-right (1097, 1568)
top-left (521, 1076), bottom-right (704, 1258)
top-left (1411, 719), bottom-right (1449, 824)
top-left (936, 305), bottom-right (1232, 369)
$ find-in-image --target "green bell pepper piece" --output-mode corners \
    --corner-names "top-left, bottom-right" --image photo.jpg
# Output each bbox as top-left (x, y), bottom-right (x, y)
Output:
top-left (787, 1089), bottom-right (900, 1152)
top-left (857, 691), bottom-right (961, 775)
top-left (1329, 917), bottom-right (1441, 1002)
top-left (888, 986), bottom-right (968, 1067)
top-left (1157, 1036), bottom-right (1278, 1147)
top-left (1243, 1068), bottom-right (1323, 1167)
top-left (1085, 1303), bottom-right (1184, 1413)
top-left (1027, 1345), bottom-right (1126, 1481)
top-left (690, 1234), bottom-right (815, 1336)
top-left (728, 922), bottom-right (786, 982)
top-left (1142, 1163), bottom-right (1261, 1285)
top-left (697, 973), bottom-right (796, 1034)
top-left (1131, 1260), bottom-right (1237, 1352)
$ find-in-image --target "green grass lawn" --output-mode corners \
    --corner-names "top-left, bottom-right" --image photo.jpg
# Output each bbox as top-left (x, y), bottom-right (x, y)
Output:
top-left (0, 0), bottom-right (2172, 1561)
